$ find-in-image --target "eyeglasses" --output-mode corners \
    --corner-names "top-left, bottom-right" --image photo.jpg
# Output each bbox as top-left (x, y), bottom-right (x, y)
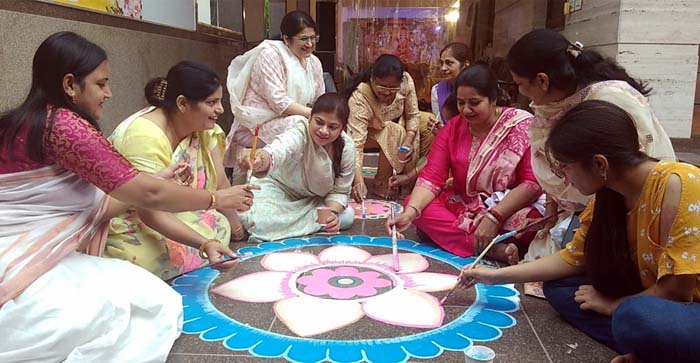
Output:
top-left (371, 79), bottom-right (401, 94)
top-left (294, 35), bottom-right (320, 44)
top-left (549, 161), bottom-right (564, 179)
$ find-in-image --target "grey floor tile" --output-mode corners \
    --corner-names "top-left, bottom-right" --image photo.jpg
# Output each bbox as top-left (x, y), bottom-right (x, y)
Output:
top-left (167, 177), bottom-right (615, 362)
top-left (519, 292), bottom-right (617, 363)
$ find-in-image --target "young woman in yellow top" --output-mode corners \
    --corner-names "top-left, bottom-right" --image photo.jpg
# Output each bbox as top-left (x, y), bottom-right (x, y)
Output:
top-left (460, 100), bottom-right (700, 363)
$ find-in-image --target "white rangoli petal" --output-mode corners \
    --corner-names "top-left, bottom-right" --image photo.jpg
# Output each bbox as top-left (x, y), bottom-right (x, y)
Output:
top-left (318, 245), bottom-right (372, 263)
top-left (366, 253), bottom-right (429, 273)
top-left (261, 252), bottom-right (320, 272)
top-left (210, 271), bottom-right (292, 303)
top-left (363, 289), bottom-right (444, 328)
top-left (274, 296), bottom-right (364, 337)
top-left (402, 272), bottom-right (459, 292)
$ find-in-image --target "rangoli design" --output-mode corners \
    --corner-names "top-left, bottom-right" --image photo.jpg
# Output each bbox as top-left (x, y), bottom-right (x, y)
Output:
top-left (348, 199), bottom-right (403, 219)
top-left (172, 235), bottom-right (520, 363)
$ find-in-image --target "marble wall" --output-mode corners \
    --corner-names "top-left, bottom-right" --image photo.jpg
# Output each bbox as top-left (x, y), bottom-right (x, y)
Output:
top-left (616, 0), bottom-right (700, 138)
top-left (0, 7), bottom-right (244, 134)
top-left (490, 0), bottom-right (700, 138)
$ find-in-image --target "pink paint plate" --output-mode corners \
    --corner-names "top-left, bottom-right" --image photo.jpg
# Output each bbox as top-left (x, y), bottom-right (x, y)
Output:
top-left (348, 199), bottom-right (403, 220)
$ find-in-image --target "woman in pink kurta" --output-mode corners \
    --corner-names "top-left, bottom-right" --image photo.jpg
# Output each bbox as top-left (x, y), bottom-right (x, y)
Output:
top-left (388, 64), bottom-right (543, 264)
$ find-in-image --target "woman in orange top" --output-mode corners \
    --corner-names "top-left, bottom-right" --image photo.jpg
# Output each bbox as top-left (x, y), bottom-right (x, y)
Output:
top-left (460, 100), bottom-right (700, 363)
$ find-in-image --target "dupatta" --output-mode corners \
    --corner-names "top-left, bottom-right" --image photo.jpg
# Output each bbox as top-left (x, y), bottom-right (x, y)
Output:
top-left (456, 108), bottom-right (536, 232)
top-left (296, 121), bottom-right (337, 197)
top-left (227, 40), bottom-right (317, 130)
top-left (0, 166), bottom-right (110, 306)
top-left (110, 106), bottom-right (221, 192)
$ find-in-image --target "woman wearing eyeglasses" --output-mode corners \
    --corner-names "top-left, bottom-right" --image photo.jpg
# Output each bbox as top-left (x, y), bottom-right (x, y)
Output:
top-left (223, 10), bottom-right (325, 184)
top-left (346, 54), bottom-right (435, 200)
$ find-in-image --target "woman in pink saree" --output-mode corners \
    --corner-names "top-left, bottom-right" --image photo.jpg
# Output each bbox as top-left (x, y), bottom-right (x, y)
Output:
top-left (388, 64), bottom-right (543, 264)
top-left (0, 32), bottom-right (254, 363)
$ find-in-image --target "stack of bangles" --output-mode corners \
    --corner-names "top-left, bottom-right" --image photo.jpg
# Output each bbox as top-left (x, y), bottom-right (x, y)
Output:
top-left (484, 209), bottom-right (504, 226)
top-left (199, 239), bottom-right (221, 259)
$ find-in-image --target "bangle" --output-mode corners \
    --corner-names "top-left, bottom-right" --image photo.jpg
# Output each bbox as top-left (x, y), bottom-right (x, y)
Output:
top-left (484, 212), bottom-right (501, 226)
top-left (206, 190), bottom-right (216, 210)
top-left (489, 209), bottom-right (505, 224)
top-left (406, 203), bottom-right (422, 218)
top-left (199, 239), bottom-right (221, 259)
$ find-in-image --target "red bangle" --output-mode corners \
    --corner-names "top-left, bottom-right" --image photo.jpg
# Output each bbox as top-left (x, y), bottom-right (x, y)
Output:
top-left (490, 209), bottom-right (504, 224)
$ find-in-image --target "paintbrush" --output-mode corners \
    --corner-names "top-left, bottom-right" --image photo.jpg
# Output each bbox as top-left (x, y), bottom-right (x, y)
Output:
top-left (361, 199), bottom-right (366, 219)
top-left (246, 124), bottom-right (261, 184)
top-left (390, 202), bottom-right (400, 272)
top-left (439, 210), bottom-right (565, 305)
top-left (385, 169), bottom-right (397, 200)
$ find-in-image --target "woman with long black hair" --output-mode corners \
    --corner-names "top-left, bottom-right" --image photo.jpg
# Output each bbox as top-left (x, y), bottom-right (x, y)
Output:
top-left (0, 32), bottom-right (253, 362)
top-left (507, 29), bottom-right (675, 261)
top-left (460, 100), bottom-right (700, 363)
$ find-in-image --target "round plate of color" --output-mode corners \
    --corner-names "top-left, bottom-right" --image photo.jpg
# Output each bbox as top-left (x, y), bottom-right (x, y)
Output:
top-left (348, 199), bottom-right (403, 219)
top-left (171, 235), bottom-right (520, 363)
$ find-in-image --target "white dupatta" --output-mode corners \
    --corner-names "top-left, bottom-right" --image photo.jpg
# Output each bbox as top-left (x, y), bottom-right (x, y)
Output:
top-left (227, 40), bottom-right (317, 130)
top-left (0, 166), bottom-right (109, 306)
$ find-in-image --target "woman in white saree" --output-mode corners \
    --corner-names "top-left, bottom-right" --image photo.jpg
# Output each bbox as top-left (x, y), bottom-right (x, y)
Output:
top-left (223, 10), bottom-right (325, 184)
top-left (0, 32), bottom-right (254, 363)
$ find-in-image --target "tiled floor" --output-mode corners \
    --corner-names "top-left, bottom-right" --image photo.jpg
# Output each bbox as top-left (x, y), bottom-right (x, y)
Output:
top-left (166, 209), bottom-right (616, 362)
top-left (167, 153), bottom-right (617, 362)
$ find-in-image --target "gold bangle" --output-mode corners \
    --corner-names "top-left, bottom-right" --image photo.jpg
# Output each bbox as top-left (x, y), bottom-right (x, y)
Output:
top-left (199, 239), bottom-right (221, 259)
top-left (484, 212), bottom-right (501, 226)
top-left (406, 203), bottom-right (422, 218)
top-left (206, 190), bottom-right (216, 210)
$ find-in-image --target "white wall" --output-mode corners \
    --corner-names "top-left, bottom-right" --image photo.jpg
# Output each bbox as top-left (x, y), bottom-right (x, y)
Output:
top-left (616, 0), bottom-right (700, 138)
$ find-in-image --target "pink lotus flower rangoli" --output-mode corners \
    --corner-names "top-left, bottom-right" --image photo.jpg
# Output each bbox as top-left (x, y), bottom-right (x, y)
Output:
top-left (210, 245), bottom-right (458, 337)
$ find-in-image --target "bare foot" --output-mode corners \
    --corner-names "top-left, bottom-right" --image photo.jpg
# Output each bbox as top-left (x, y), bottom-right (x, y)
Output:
top-left (611, 354), bottom-right (638, 363)
top-left (488, 243), bottom-right (519, 265)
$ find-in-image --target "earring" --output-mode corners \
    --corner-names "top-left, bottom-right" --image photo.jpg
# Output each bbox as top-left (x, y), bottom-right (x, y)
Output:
top-left (601, 171), bottom-right (607, 181)
top-left (69, 91), bottom-right (76, 104)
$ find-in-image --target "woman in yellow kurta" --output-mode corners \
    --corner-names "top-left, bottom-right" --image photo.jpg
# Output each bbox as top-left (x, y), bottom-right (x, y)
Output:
top-left (459, 100), bottom-right (700, 363)
top-left (346, 54), bottom-right (435, 200)
top-left (107, 61), bottom-right (252, 280)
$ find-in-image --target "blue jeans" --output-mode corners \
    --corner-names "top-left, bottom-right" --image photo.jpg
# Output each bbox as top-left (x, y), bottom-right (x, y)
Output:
top-left (544, 276), bottom-right (700, 362)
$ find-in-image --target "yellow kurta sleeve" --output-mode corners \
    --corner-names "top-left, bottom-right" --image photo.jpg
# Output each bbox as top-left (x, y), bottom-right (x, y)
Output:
top-left (657, 164), bottom-right (700, 279)
top-left (559, 200), bottom-right (595, 267)
top-left (203, 124), bottom-right (226, 158)
top-left (401, 72), bottom-right (420, 133)
top-left (347, 90), bottom-right (372, 170)
top-left (114, 117), bottom-right (171, 173)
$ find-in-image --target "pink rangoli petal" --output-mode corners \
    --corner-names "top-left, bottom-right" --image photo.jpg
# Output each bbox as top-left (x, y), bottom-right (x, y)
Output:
top-left (261, 252), bottom-right (320, 272)
top-left (318, 245), bottom-right (372, 263)
top-left (210, 271), bottom-right (293, 303)
top-left (274, 296), bottom-right (364, 337)
top-left (366, 253), bottom-right (429, 273)
top-left (363, 289), bottom-right (444, 328)
top-left (401, 272), bottom-right (459, 292)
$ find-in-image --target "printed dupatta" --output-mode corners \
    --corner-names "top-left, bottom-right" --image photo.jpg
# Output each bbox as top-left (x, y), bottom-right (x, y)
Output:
top-left (456, 108), bottom-right (536, 233)
top-left (0, 166), bottom-right (109, 306)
